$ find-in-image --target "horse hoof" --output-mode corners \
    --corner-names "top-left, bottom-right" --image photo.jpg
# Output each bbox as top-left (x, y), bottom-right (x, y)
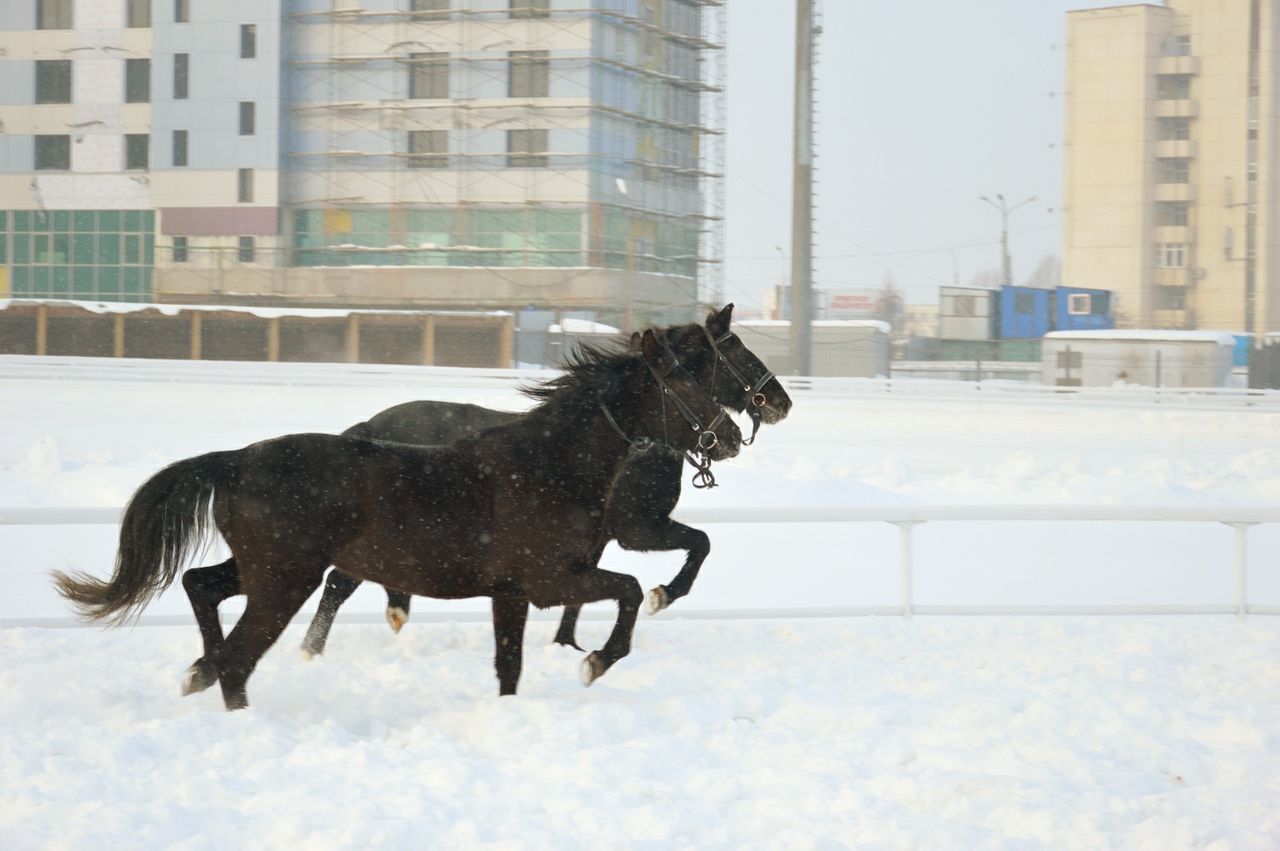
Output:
top-left (553, 636), bottom-right (585, 652)
top-left (181, 660), bottom-right (218, 696)
top-left (386, 606), bottom-right (408, 633)
top-left (645, 586), bottom-right (669, 615)
top-left (580, 652), bottom-right (606, 687)
top-left (299, 647), bottom-right (317, 662)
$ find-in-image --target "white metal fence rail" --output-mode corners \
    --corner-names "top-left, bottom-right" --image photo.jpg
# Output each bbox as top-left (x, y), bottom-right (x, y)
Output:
top-left (3, 356), bottom-right (1280, 411)
top-left (5, 504), bottom-right (1277, 621)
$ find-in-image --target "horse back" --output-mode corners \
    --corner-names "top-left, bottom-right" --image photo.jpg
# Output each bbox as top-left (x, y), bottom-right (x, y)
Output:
top-left (344, 400), bottom-right (517, 446)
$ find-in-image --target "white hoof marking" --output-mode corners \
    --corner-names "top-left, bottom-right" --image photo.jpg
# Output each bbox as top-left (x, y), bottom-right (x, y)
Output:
top-left (645, 587), bottom-right (668, 615)
top-left (386, 607), bottom-right (409, 633)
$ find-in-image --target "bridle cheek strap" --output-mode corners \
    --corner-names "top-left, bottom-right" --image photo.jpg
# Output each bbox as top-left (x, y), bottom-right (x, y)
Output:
top-left (701, 326), bottom-right (773, 447)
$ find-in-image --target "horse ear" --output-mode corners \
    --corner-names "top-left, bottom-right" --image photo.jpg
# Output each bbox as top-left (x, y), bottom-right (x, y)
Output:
top-left (639, 328), bottom-right (659, 360)
top-left (628, 331), bottom-right (642, 352)
top-left (706, 302), bottom-right (734, 335)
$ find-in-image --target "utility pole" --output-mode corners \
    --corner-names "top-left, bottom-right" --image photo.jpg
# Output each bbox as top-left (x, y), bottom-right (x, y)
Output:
top-left (789, 0), bottom-right (815, 374)
top-left (980, 193), bottom-right (1037, 284)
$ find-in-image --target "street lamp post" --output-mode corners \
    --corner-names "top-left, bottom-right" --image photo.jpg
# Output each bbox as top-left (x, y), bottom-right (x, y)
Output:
top-left (980, 193), bottom-right (1037, 285)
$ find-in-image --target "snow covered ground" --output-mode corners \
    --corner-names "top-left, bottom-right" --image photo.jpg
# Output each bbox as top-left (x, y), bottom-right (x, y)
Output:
top-left (2, 355), bottom-right (1279, 847)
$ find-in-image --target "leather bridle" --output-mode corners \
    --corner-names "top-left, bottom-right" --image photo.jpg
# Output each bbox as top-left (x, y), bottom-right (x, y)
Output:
top-left (700, 325), bottom-right (775, 446)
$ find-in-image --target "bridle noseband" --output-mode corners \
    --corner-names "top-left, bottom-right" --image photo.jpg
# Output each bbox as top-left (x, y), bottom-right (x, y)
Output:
top-left (599, 355), bottom-right (726, 488)
top-left (701, 325), bottom-right (775, 446)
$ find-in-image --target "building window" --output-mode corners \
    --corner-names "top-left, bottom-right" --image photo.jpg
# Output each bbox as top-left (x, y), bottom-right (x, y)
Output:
top-left (1156, 158), bottom-right (1189, 184)
top-left (510, 0), bottom-right (549, 19)
top-left (237, 168), bottom-right (254, 202)
top-left (509, 50), bottom-right (550, 98)
top-left (507, 128), bottom-right (548, 168)
top-left (1154, 285), bottom-right (1187, 310)
top-left (172, 130), bottom-right (188, 166)
top-left (1159, 118), bottom-right (1191, 141)
top-left (239, 102), bottom-right (255, 135)
top-left (411, 0), bottom-right (449, 17)
top-left (240, 24), bottom-right (256, 59)
top-left (1167, 34), bottom-right (1192, 56)
top-left (125, 58), bottom-right (150, 103)
top-left (1014, 292), bottom-right (1034, 314)
top-left (174, 54), bottom-right (189, 99)
top-left (175, 0), bottom-right (190, 23)
top-left (409, 52), bottom-right (449, 99)
top-left (953, 295), bottom-right (977, 317)
top-left (37, 0), bottom-right (72, 29)
top-left (408, 130), bottom-right (447, 168)
top-left (35, 60), bottom-right (72, 104)
top-left (1155, 242), bottom-right (1187, 268)
top-left (125, 134), bottom-right (149, 170)
top-left (126, 0), bottom-right (150, 27)
top-left (238, 236), bottom-right (255, 262)
top-left (1067, 294), bottom-right (1092, 315)
top-left (1155, 202), bottom-right (1189, 227)
top-left (1156, 74), bottom-right (1191, 100)
top-left (34, 135), bottom-right (71, 170)
top-left (172, 236), bottom-right (189, 262)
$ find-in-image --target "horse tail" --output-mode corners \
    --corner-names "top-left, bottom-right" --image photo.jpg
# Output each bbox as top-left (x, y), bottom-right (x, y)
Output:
top-left (52, 450), bottom-right (240, 626)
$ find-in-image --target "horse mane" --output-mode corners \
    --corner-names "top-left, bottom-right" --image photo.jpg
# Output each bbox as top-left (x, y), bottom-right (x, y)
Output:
top-left (520, 338), bottom-right (639, 406)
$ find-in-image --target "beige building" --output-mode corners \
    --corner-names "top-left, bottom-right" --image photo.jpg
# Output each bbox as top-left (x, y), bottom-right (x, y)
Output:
top-left (1064, 1), bottom-right (1280, 333)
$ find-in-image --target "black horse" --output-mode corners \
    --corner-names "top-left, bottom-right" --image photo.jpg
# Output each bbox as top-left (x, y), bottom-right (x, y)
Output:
top-left (298, 304), bottom-right (792, 658)
top-left (53, 330), bottom-right (741, 710)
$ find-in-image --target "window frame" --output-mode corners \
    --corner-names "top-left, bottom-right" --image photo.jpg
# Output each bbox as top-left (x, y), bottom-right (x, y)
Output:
top-left (173, 53), bottom-right (189, 100)
top-left (507, 128), bottom-right (549, 168)
top-left (509, 50), bottom-right (550, 98)
top-left (237, 168), bottom-right (254, 203)
top-left (37, 0), bottom-right (72, 30)
top-left (239, 101), bottom-right (256, 136)
top-left (509, 0), bottom-right (549, 19)
top-left (175, 0), bottom-right (190, 23)
top-left (125, 58), bottom-right (151, 104)
top-left (237, 236), bottom-right (256, 263)
top-left (1067, 293), bottom-right (1092, 316)
top-left (172, 236), bottom-right (189, 263)
top-left (124, 133), bottom-right (150, 170)
top-left (34, 134), bottom-right (71, 171)
top-left (408, 130), bottom-right (448, 169)
top-left (172, 129), bottom-right (188, 167)
top-left (240, 24), bottom-right (257, 59)
top-left (126, 0), bottom-right (151, 28)
top-left (409, 52), bottom-right (450, 99)
top-left (35, 59), bottom-right (72, 105)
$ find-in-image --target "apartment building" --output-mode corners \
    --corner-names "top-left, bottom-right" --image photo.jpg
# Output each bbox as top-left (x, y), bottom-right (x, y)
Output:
top-left (0, 0), bottom-right (724, 328)
top-left (1063, 0), bottom-right (1280, 333)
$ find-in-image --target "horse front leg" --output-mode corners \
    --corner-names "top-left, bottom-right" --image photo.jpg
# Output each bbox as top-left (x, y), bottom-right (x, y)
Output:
top-left (180, 558), bottom-right (241, 696)
top-left (614, 518), bottom-right (709, 615)
top-left (544, 568), bottom-right (643, 687)
top-left (491, 594), bottom-right (530, 696)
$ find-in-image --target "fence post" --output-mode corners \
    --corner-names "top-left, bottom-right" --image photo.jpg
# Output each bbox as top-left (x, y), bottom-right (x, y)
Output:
top-left (1224, 522), bottom-right (1257, 620)
top-left (892, 521), bottom-right (922, 619)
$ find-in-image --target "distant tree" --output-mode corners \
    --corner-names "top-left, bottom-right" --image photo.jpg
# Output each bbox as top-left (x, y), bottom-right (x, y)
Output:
top-left (1024, 255), bottom-right (1060, 289)
top-left (968, 268), bottom-right (1003, 288)
top-left (876, 271), bottom-right (905, 335)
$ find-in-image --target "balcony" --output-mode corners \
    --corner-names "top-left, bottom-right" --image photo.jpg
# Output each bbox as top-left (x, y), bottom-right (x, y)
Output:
top-left (1154, 225), bottom-right (1194, 243)
top-left (1156, 99), bottom-right (1198, 118)
top-left (1155, 139), bottom-right (1196, 158)
top-left (1156, 55), bottom-right (1199, 75)
top-left (1155, 183), bottom-right (1196, 202)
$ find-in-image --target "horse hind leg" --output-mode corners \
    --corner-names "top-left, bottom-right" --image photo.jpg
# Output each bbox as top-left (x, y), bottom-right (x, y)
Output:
top-left (217, 564), bottom-right (324, 711)
top-left (385, 587), bottom-right (412, 634)
top-left (300, 568), bottom-right (362, 659)
top-left (180, 558), bottom-right (241, 696)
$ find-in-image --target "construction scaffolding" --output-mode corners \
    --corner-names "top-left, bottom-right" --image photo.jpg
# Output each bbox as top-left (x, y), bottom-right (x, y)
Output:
top-left (272, 1), bottom-right (726, 324)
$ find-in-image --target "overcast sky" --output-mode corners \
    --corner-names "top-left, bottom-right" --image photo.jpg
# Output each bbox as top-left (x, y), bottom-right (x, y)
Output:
top-left (722, 0), bottom-right (1124, 312)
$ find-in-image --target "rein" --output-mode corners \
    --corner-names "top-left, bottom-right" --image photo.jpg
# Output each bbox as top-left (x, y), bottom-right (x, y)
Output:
top-left (598, 356), bottom-right (725, 489)
top-left (700, 325), bottom-right (775, 446)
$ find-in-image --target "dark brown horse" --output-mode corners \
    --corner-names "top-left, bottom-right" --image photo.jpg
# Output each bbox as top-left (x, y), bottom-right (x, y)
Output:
top-left (53, 330), bottom-right (741, 710)
top-left (298, 304), bottom-right (793, 657)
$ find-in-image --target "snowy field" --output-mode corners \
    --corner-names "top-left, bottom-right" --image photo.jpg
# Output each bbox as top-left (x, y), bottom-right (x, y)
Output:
top-left (2, 355), bottom-right (1280, 847)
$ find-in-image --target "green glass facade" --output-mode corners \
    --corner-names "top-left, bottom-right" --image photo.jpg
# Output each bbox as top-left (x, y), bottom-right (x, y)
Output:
top-left (293, 208), bottom-right (584, 269)
top-left (4, 210), bottom-right (155, 302)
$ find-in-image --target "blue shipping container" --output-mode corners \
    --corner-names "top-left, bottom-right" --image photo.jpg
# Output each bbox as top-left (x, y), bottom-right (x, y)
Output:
top-left (998, 285), bottom-right (1053, 339)
top-left (1054, 286), bottom-right (1113, 332)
